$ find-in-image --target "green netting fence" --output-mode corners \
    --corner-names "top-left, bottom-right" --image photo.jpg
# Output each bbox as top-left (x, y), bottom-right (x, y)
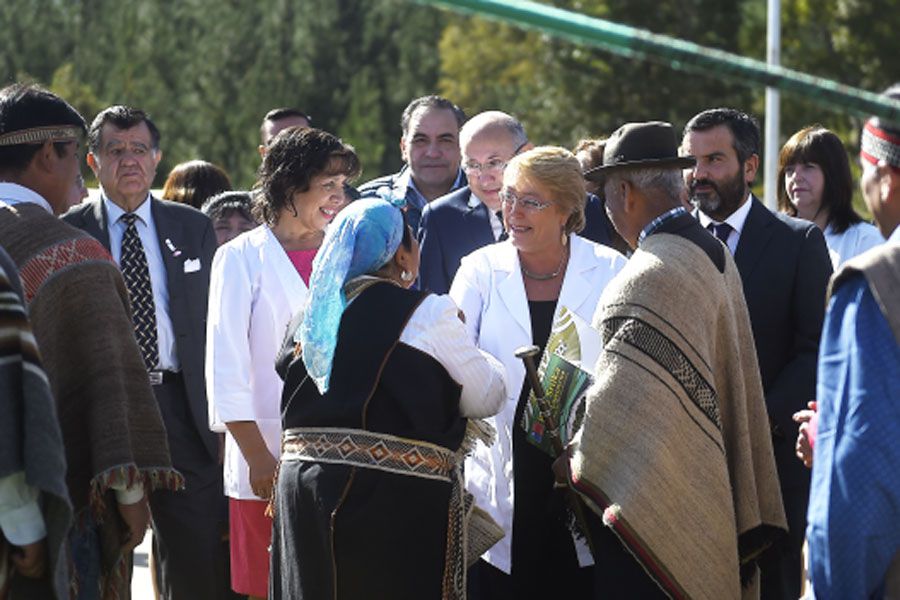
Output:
top-left (416, 0), bottom-right (900, 121)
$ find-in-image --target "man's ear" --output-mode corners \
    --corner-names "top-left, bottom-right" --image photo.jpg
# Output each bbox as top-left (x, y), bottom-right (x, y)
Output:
top-left (33, 141), bottom-right (57, 174)
top-left (86, 152), bottom-right (100, 176)
top-left (878, 162), bottom-right (900, 201)
top-left (744, 154), bottom-right (760, 184)
top-left (152, 148), bottom-right (163, 168)
top-left (621, 179), bottom-right (637, 214)
top-left (399, 137), bottom-right (409, 164)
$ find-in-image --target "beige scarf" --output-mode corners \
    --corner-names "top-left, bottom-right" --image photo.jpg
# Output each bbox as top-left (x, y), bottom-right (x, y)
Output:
top-left (570, 233), bottom-right (786, 599)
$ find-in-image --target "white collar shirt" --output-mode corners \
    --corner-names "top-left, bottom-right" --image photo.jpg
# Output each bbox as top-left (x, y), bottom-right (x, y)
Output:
top-left (0, 182), bottom-right (54, 213)
top-left (103, 193), bottom-right (178, 370)
top-left (468, 192), bottom-right (504, 241)
top-left (696, 191), bottom-right (753, 255)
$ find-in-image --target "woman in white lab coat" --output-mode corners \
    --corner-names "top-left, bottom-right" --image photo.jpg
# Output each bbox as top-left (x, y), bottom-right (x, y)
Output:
top-left (450, 146), bottom-right (626, 598)
top-left (206, 127), bottom-right (359, 599)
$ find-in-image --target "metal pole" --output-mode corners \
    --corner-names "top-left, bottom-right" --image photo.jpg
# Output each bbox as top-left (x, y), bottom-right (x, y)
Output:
top-left (415, 0), bottom-right (900, 121)
top-left (764, 0), bottom-right (781, 210)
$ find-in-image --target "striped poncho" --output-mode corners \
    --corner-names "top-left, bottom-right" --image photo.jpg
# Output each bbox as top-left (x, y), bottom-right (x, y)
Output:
top-left (0, 198), bottom-right (181, 599)
top-left (570, 231), bottom-right (787, 599)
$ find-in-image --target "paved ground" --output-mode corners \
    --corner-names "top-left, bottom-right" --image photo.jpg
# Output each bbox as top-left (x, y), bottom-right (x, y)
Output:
top-left (131, 533), bottom-right (154, 600)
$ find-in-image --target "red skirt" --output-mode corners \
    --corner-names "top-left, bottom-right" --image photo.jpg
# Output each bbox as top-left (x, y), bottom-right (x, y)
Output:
top-left (229, 498), bottom-right (272, 597)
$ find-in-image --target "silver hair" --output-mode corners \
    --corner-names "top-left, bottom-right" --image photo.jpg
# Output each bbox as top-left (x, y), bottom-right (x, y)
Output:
top-left (613, 167), bottom-right (685, 199)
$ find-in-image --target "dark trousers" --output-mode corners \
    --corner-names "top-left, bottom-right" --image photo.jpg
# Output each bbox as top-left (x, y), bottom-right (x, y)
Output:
top-left (467, 558), bottom-right (593, 600)
top-left (149, 377), bottom-right (229, 600)
top-left (759, 488), bottom-right (806, 600)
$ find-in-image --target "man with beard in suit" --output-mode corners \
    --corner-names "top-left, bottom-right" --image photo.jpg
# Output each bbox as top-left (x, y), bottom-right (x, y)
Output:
top-left (681, 108), bottom-right (832, 600)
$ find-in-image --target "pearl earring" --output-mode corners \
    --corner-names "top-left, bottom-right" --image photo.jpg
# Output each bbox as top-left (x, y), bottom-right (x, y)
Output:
top-left (400, 270), bottom-right (414, 282)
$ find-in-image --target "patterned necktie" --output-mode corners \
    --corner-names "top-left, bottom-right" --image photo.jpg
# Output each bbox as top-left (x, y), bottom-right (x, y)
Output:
top-left (496, 210), bottom-right (508, 242)
top-left (708, 222), bottom-right (733, 245)
top-left (120, 213), bottom-right (159, 370)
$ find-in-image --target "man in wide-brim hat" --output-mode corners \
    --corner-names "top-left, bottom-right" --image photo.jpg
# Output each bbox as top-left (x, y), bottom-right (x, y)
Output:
top-left (563, 121), bottom-right (788, 598)
top-left (583, 120), bottom-right (695, 247)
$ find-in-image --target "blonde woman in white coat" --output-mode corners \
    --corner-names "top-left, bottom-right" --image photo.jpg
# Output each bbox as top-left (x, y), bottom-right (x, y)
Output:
top-left (450, 146), bottom-right (626, 599)
top-left (206, 127), bottom-right (358, 599)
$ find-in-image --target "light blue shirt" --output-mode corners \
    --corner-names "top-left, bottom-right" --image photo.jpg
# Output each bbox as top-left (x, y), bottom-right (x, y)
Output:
top-left (394, 167), bottom-right (466, 233)
top-left (103, 194), bottom-right (179, 371)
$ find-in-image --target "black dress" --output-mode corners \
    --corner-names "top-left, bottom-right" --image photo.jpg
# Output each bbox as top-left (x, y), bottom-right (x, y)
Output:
top-left (270, 281), bottom-right (468, 600)
top-left (470, 300), bottom-right (594, 600)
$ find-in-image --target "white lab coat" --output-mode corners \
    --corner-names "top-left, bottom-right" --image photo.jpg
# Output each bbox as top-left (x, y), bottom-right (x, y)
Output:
top-left (206, 226), bottom-right (308, 499)
top-left (449, 234), bottom-right (626, 574)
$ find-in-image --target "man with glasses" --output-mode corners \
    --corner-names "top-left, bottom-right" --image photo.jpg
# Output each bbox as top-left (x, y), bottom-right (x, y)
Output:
top-left (418, 111), bottom-right (532, 294)
top-left (63, 106), bottom-right (227, 599)
top-left (419, 111), bottom-right (621, 294)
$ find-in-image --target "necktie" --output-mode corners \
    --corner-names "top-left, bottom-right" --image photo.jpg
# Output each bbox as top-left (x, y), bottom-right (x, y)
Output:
top-left (496, 210), bottom-right (508, 242)
top-left (120, 213), bottom-right (159, 370)
top-left (708, 222), bottom-right (733, 245)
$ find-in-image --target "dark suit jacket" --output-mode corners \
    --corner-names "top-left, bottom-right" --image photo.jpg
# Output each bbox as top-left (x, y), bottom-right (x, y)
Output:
top-left (62, 197), bottom-right (218, 461)
top-left (417, 187), bottom-right (620, 294)
top-left (358, 166), bottom-right (468, 235)
top-left (733, 197), bottom-right (832, 497)
top-left (418, 187), bottom-right (493, 295)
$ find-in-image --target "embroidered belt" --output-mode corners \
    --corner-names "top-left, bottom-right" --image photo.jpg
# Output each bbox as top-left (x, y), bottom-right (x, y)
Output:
top-left (281, 427), bottom-right (455, 482)
top-left (281, 426), bottom-right (468, 600)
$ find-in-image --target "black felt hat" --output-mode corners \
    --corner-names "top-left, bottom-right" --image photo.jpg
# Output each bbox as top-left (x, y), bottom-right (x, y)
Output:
top-left (584, 121), bottom-right (696, 183)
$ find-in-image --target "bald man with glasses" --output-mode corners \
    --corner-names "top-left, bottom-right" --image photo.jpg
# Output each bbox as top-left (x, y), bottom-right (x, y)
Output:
top-left (419, 111), bottom-right (620, 295)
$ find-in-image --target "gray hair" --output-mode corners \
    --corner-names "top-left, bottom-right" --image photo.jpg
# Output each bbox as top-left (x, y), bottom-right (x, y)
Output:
top-left (612, 167), bottom-right (684, 199)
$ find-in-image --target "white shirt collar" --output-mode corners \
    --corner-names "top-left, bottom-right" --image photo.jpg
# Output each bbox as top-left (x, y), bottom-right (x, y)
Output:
top-left (696, 191), bottom-right (753, 235)
top-left (103, 192), bottom-right (153, 225)
top-left (0, 182), bottom-right (54, 213)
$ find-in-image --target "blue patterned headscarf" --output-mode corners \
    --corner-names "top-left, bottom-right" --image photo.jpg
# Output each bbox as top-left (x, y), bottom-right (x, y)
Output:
top-left (299, 197), bottom-right (404, 393)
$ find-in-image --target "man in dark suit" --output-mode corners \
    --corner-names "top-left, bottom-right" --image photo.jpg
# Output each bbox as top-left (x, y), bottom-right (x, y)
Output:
top-left (681, 108), bottom-right (833, 600)
top-left (63, 106), bottom-right (228, 600)
top-left (357, 95), bottom-right (467, 232)
top-left (419, 111), bottom-right (619, 294)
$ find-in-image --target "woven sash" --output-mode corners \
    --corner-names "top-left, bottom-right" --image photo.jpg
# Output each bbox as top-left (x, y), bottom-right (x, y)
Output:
top-left (282, 427), bottom-right (468, 599)
top-left (281, 427), bottom-right (455, 481)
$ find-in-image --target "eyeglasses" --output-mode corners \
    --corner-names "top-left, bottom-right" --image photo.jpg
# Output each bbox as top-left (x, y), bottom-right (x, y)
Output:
top-left (463, 157), bottom-right (508, 176)
top-left (462, 142), bottom-right (528, 176)
top-left (499, 189), bottom-right (551, 212)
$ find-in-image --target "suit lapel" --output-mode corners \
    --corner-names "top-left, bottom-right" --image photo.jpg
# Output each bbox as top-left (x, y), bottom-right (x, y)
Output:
top-left (150, 198), bottom-right (185, 296)
top-left (557, 237), bottom-right (594, 317)
top-left (90, 199), bottom-right (112, 252)
top-left (462, 196), bottom-right (496, 247)
top-left (734, 197), bottom-right (776, 278)
top-left (495, 244), bottom-right (531, 338)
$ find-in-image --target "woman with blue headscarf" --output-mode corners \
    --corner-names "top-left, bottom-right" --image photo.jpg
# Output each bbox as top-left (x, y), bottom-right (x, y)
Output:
top-left (270, 198), bottom-right (507, 599)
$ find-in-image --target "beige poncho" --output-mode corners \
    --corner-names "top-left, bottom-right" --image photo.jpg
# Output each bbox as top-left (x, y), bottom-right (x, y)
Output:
top-left (570, 232), bottom-right (786, 599)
